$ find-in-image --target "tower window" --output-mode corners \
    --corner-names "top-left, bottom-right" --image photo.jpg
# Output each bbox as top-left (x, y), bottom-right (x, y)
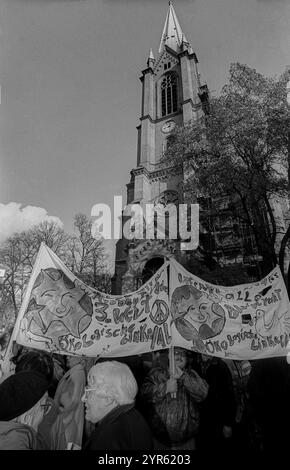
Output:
top-left (161, 73), bottom-right (178, 117)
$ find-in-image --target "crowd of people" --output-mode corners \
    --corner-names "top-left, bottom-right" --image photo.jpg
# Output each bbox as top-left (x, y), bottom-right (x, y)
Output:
top-left (0, 345), bottom-right (289, 453)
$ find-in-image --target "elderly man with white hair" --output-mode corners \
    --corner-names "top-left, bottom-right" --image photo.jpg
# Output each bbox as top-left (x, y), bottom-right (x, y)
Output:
top-left (82, 361), bottom-right (153, 450)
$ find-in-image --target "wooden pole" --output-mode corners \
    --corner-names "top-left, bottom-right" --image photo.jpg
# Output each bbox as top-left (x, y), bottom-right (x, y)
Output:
top-left (167, 262), bottom-right (176, 397)
top-left (169, 346), bottom-right (176, 399)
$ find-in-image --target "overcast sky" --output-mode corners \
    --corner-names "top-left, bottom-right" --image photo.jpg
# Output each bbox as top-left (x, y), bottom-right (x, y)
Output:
top-left (0, 0), bottom-right (290, 255)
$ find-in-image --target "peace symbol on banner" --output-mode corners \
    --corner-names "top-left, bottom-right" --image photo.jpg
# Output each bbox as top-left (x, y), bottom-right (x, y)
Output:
top-left (150, 299), bottom-right (169, 325)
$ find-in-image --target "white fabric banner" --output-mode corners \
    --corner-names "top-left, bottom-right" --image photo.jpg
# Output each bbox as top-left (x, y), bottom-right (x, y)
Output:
top-left (3, 244), bottom-right (290, 368)
top-left (170, 259), bottom-right (290, 360)
top-left (14, 244), bottom-right (171, 358)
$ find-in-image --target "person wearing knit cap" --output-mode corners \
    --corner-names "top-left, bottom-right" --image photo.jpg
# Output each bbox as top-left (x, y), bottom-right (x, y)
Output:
top-left (13, 350), bottom-right (63, 450)
top-left (0, 370), bottom-right (49, 450)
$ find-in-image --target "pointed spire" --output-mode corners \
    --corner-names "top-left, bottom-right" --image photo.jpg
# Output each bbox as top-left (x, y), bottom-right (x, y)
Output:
top-left (147, 49), bottom-right (155, 68)
top-left (188, 44), bottom-right (194, 55)
top-left (158, 1), bottom-right (188, 53)
top-left (181, 33), bottom-right (190, 51)
top-left (147, 48), bottom-right (155, 68)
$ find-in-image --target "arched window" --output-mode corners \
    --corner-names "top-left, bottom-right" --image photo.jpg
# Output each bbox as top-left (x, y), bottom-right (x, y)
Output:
top-left (161, 73), bottom-right (178, 117)
top-left (142, 257), bottom-right (164, 285)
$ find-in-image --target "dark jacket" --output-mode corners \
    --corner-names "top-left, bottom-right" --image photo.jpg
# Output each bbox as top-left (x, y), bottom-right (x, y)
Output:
top-left (84, 403), bottom-right (153, 451)
top-left (198, 358), bottom-right (236, 445)
top-left (247, 357), bottom-right (290, 452)
top-left (0, 421), bottom-right (38, 450)
top-left (140, 366), bottom-right (208, 446)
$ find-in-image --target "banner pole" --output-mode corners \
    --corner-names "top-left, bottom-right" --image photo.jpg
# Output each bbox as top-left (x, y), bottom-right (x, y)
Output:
top-left (0, 242), bottom-right (46, 377)
top-left (169, 346), bottom-right (176, 379)
top-left (167, 261), bottom-right (176, 398)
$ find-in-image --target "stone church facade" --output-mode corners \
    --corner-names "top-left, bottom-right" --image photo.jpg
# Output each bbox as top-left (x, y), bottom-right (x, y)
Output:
top-left (112, 2), bottom-right (289, 294)
top-left (112, 2), bottom-right (209, 294)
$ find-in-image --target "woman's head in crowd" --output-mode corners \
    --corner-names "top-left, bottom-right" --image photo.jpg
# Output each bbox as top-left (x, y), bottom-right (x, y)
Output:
top-left (82, 361), bottom-right (138, 424)
top-left (174, 347), bottom-right (189, 370)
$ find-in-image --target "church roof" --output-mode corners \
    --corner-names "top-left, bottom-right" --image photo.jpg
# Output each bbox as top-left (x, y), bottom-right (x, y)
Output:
top-left (158, 1), bottom-right (189, 54)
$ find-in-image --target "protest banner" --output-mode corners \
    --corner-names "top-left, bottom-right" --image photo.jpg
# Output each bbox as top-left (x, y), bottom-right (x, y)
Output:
top-left (2, 244), bottom-right (290, 373)
top-left (12, 243), bottom-right (171, 359)
top-left (170, 259), bottom-right (290, 360)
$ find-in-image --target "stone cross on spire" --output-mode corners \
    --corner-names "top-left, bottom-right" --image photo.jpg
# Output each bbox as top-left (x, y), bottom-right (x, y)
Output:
top-left (158, 1), bottom-right (189, 53)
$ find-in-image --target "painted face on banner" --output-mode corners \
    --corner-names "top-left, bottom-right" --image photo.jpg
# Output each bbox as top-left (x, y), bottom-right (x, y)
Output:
top-left (186, 299), bottom-right (225, 339)
top-left (171, 285), bottom-right (226, 348)
top-left (24, 268), bottom-right (93, 347)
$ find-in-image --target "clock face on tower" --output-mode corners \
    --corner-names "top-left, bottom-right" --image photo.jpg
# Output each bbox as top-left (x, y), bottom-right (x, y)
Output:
top-left (161, 120), bottom-right (176, 134)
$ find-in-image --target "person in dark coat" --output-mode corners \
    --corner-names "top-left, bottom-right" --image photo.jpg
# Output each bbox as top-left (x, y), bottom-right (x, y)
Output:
top-left (82, 361), bottom-right (153, 451)
top-left (0, 370), bottom-right (49, 450)
top-left (247, 357), bottom-right (290, 454)
top-left (196, 354), bottom-right (236, 453)
top-left (140, 347), bottom-right (208, 450)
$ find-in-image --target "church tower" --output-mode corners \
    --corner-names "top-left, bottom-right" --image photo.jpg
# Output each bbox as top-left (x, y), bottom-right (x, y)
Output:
top-left (112, 2), bottom-right (208, 294)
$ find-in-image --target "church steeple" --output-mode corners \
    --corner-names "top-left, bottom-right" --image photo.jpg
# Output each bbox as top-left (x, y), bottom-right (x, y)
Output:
top-left (113, 1), bottom-right (209, 295)
top-left (158, 1), bottom-right (189, 53)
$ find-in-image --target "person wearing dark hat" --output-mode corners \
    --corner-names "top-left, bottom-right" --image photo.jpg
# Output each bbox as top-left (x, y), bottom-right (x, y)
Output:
top-left (14, 350), bottom-right (64, 450)
top-left (0, 370), bottom-right (49, 450)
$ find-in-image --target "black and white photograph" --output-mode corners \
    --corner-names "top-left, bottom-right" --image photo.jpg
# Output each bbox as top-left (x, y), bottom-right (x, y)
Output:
top-left (0, 0), bottom-right (290, 459)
